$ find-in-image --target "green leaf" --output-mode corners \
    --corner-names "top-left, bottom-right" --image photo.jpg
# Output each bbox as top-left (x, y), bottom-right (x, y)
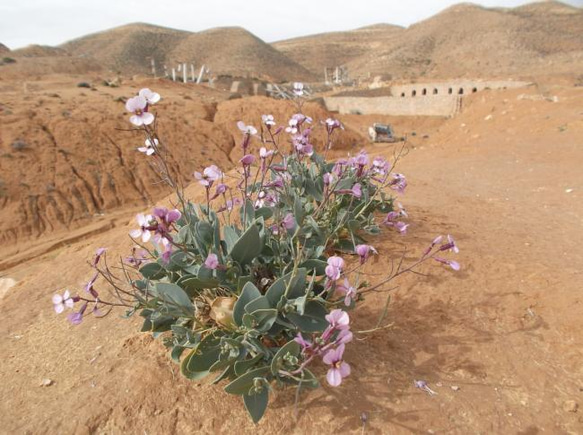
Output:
top-left (182, 335), bottom-right (222, 380)
top-left (286, 301), bottom-right (328, 332)
top-left (224, 366), bottom-right (269, 395)
top-left (255, 207), bottom-right (273, 221)
top-left (224, 226), bottom-right (240, 253)
top-left (293, 196), bottom-right (304, 226)
top-left (239, 199), bottom-right (255, 227)
top-left (176, 275), bottom-right (219, 296)
top-left (234, 282), bottom-right (261, 326)
top-left (243, 309), bottom-right (278, 332)
top-left (270, 340), bottom-right (300, 375)
top-left (235, 354), bottom-right (263, 376)
top-left (244, 388), bottom-right (269, 423)
top-left (139, 262), bottom-right (166, 280)
top-left (245, 296), bottom-right (270, 313)
top-left (299, 259), bottom-right (327, 275)
top-left (155, 283), bottom-right (193, 312)
top-left (230, 220), bottom-right (262, 265)
top-left (265, 268), bottom-right (307, 307)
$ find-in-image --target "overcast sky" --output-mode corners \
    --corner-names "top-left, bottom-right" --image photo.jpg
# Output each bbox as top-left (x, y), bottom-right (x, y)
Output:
top-left (1, 0), bottom-right (581, 49)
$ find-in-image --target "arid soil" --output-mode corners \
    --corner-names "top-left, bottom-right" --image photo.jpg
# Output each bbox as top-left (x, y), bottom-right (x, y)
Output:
top-left (0, 83), bottom-right (582, 434)
top-left (0, 77), bottom-right (364, 266)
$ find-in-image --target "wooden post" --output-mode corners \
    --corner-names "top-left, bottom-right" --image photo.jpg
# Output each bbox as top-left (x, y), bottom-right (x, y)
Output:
top-left (191, 64), bottom-right (195, 82)
top-left (183, 63), bottom-right (187, 83)
top-left (163, 65), bottom-right (168, 77)
top-left (172, 68), bottom-right (176, 82)
top-left (150, 58), bottom-right (156, 77)
top-left (196, 65), bottom-right (205, 84)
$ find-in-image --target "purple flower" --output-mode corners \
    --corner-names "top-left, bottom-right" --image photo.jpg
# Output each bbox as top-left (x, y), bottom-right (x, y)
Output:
top-left (323, 172), bottom-right (336, 186)
top-left (372, 157), bottom-right (389, 175)
top-left (218, 198), bottom-right (242, 213)
top-left (355, 244), bottom-right (377, 264)
top-left (240, 154), bottom-right (255, 166)
top-left (138, 138), bottom-right (157, 155)
top-left (354, 151), bottom-right (369, 167)
top-left (262, 114), bottom-right (276, 127)
top-left (336, 328), bottom-right (353, 344)
top-left (130, 213), bottom-right (154, 243)
top-left (125, 96), bottom-right (154, 126)
top-left (285, 114), bottom-right (312, 134)
top-left (384, 212), bottom-right (408, 235)
top-left (52, 290), bottom-right (74, 314)
top-left (351, 183), bottom-right (362, 198)
top-left (395, 222), bottom-right (409, 234)
top-left (204, 253), bottom-right (219, 270)
top-left (153, 207), bottom-right (181, 225)
top-left (67, 302), bottom-right (88, 325)
top-left (237, 121), bottom-right (257, 135)
top-left (414, 380), bottom-right (438, 395)
top-left (325, 256), bottom-right (345, 281)
top-left (336, 278), bottom-right (357, 306)
top-left (294, 332), bottom-right (313, 351)
top-left (325, 309), bottom-right (350, 330)
top-left (92, 248), bottom-right (106, 267)
top-left (440, 234), bottom-right (460, 254)
top-left (323, 344), bottom-right (351, 387)
top-left (138, 88), bottom-right (160, 105)
top-left (434, 257), bottom-right (461, 271)
top-left (210, 183), bottom-right (228, 200)
top-left (390, 173), bottom-right (407, 194)
top-left (194, 165), bottom-right (223, 187)
top-left (160, 237), bottom-right (172, 264)
top-left (325, 118), bottom-right (343, 135)
top-left (281, 213), bottom-right (295, 230)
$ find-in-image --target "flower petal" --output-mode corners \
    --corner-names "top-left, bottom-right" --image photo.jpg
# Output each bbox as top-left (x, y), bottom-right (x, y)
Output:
top-left (327, 368), bottom-right (342, 387)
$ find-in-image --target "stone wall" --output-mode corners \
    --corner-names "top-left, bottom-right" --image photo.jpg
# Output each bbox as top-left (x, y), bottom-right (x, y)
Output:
top-left (324, 80), bottom-right (530, 116)
top-left (324, 95), bottom-right (461, 116)
top-left (390, 80), bottom-right (530, 98)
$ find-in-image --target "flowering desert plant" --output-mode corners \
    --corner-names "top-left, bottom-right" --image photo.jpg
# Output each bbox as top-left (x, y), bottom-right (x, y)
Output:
top-left (53, 87), bottom-right (460, 423)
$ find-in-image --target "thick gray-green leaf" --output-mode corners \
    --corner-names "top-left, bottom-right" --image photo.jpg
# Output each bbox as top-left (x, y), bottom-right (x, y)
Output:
top-left (230, 220), bottom-right (262, 265)
top-left (139, 262), bottom-right (166, 280)
top-left (270, 340), bottom-right (300, 375)
top-left (233, 282), bottom-right (261, 326)
top-left (224, 366), bottom-right (269, 395)
top-left (155, 283), bottom-right (193, 312)
top-left (244, 388), bottom-right (269, 423)
top-left (286, 301), bottom-right (328, 332)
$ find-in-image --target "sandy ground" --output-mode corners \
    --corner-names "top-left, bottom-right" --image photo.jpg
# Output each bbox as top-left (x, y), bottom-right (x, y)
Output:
top-left (0, 85), bottom-right (582, 434)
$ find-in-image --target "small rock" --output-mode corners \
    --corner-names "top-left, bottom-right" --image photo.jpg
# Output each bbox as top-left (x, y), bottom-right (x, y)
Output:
top-left (563, 400), bottom-right (578, 413)
top-left (484, 114), bottom-right (493, 121)
top-left (451, 385), bottom-right (460, 391)
top-left (565, 189), bottom-right (574, 193)
top-left (40, 378), bottom-right (53, 387)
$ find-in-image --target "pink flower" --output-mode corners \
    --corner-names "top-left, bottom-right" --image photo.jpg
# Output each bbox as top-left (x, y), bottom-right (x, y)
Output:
top-left (138, 88), bottom-right (160, 105)
top-left (52, 290), bottom-right (74, 314)
top-left (355, 244), bottom-right (377, 264)
top-left (384, 212), bottom-right (409, 234)
top-left (372, 157), bottom-right (389, 175)
top-left (325, 309), bottom-right (350, 330)
top-left (194, 165), bottom-right (223, 187)
top-left (294, 332), bottom-right (312, 351)
top-left (323, 344), bottom-right (351, 387)
top-left (325, 256), bottom-right (345, 281)
top-left (138, 138), bottom-right (157, 155)
top-left (336, 328), bottom-right (353, 345)
top-left (351, 183), bottom-right (362, 198)
top-left (204, 253), bottom-right (219, 270)
top-left (159, 237), bottom-right (172, 264)
top-left (282, 213), bottom-right (295, 230)
top-left (434, 257), bottom-right (461, 271)
top-left (390, 173), bottom-right (407, 194)
top-left (260, 147), bottom-right (274, 159)
top-left (210, 183), bottom-right (228, 200)
top-left (323, 172), bottom-right (336, 186)
top-left (440, 234), bottom-right (460, 254)
top-left (67, 302), bottom-right (88, 325)
top-left (218, 198), bottom-right (242, 213)
top-left (237, 121), bottom-right (257, 135)
top-left (92, 247), bottom-right (106, 267)
top-left (336, 278), bottom-right (357, 306)
top-left (325, 118), bottom-right (343, 134)
top-left (130, 213), bottom-right (154, 243)
top-left (240, 154), bottom-right (255, 166)
top-left (153, 207), bottom-right (181, 225)
top-left (125, 96), bottom-right (154, 126)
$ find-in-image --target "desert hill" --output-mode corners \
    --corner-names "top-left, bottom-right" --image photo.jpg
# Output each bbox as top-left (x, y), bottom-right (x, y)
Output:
top-left (272, 24), bottom-right (404, 77)
top-left (0, 43), bottom-right (10, 55)
top-left (274, 1), bottom-right (583, 80)
top-left (61, 23), bottom-right (315, 82)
